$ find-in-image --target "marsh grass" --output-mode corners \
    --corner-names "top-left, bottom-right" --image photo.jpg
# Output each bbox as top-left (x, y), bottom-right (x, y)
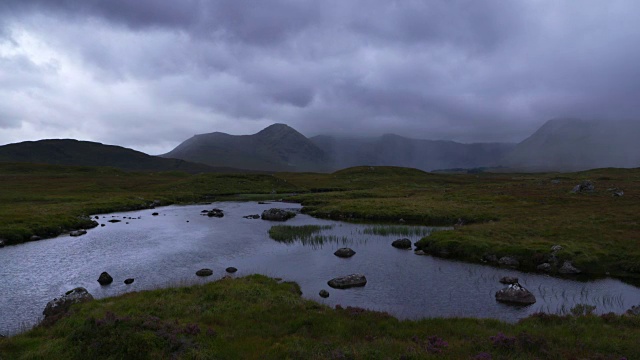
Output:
top-left (268, 225), bottom-right (333, 243)
top-left (360, 224), bottom-right (437, 237)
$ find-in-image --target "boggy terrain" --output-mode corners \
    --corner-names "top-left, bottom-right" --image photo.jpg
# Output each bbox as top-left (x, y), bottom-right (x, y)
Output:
top-left (1, 163), bottom-right (640, 358)
top-left (1, 163), bottom-right (639, 281)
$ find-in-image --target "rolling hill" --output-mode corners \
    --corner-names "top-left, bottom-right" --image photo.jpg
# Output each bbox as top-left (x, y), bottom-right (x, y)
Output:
top-left (0, 139), bottom-right (233, 173)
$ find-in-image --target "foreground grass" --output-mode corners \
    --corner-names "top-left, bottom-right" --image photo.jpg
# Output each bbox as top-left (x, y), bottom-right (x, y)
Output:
top-left (0, 275), bottom-right (637, 359)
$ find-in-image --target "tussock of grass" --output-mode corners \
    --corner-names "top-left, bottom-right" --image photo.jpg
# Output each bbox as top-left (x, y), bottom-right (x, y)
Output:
top-left (1, 275), bottom-right (638, 359)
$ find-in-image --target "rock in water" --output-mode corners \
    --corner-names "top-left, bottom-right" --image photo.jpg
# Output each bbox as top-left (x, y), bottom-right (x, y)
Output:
top-left (196, 268), bottom-right (213, 276)
top-left (391, 238), bottom-right (412, 249)
top-left (124, 278), bottom-right (134, 285)
top-left (499, 276), bottom-right (519, 285)
top-left (43, 287), bottom-right (94, 318)
top-left (327, 274), bottom-right (367, 289)
top-left (207, 209), bottom-right (224, 218)
top-left (334, 248), bottom-right (356, 258)
top-left (69, 230), bottom-right (87, 237)
top-left (626, 304), bottom-right (640, 316)
top-left (0, 239), bottom-right (6, 248)
top-left (558, 261), bottom-right (581, 274)
top-left (152, 212), bottom-right (159, 216)
top-left (261, 208), bottom-right (296, 221)
top-left (225, 267), bottom-right (238, 273)
top-left (97, 272), bottom-right (113, 285)
top-left (495, 283), bottom-right (536, 305)
top-left (243, 214), bottom-right (261, 219)
top-left (319, 289), bottom-right (330, 298)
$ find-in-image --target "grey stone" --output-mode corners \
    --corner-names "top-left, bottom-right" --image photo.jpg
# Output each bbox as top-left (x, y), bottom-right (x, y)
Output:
top-left (207, 209), bottom-right (224, 218)
top-left (97, 272), bottom-right (113, 285)
top-left (498, 256), bottom-right (520, 267)
top-left (43, 287), bottom-right (94, 318)
top-left (196, 268), bottom-right (213, 277)
top-left (334, 248), bottom-right (356, 258)
top-left (225, 267), bottom-right (238, 273)
top-left (499, 276), bottom-right (519, 285)
top-left (328, 274), bottom-right (367, 289)
top-left (391, 238), bottom-right (412, 249)
top-left (69, 230), bottom-right (87, 237)
top-left (571, 180), bottom-right (594, 193)
top-left (558, 261), bottom-right (581, 274)
top-left (495, 283), bottom-right (536, 305)
top-left (124, 278), bottom-right (134, 284)
top-left (626, 304), bottom-right (640, 316)
top-left (537, 263), bottom-right (552, 272)
top-left (319, 289), bottom-right (330, 298)
top-left (261, 208), bottom-right (296, 221)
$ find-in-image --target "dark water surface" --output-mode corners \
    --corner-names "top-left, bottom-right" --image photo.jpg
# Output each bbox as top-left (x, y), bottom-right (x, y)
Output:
top-left (1, 202), bottom-right (639, 335)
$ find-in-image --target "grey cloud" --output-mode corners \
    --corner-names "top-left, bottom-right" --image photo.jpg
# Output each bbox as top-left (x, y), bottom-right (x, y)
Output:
top-left (1, 0), bottom-right (640, 151)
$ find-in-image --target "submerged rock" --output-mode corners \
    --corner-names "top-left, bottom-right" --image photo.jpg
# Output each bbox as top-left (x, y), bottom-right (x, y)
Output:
top-left (196, 268), bottom-right (213, 277)
top-left (495, 283), bottom-right (536, 305)
top-left (207, 209), bottom-right (224, 218)
top-left (124, 278), bottom-right (134, 285)
top-left (334, 248), bottom-right (356, 258)
top-left (43, 287), bottom-right (94, 318)
top-left (498, 256), bottom-right (520, 267)
top-left (319, 289), bottom-right (330, 298)
top-left (391, 238), bottom-right (412, 249)
top-left (97, 272), bottom-right (113, 285)
top-left (243, 214), bottom-right (260, 219)
top-left (261, 208), bottom-right (296, 221)
top-left (328, 274), bottom-right (367, 289)
top-left (499, 276), bottom-right (519, 285)
top-left (69, 230), bottom-right (87, 237)
top-left (225, 267), bottom-right (238, 273)
top-left (107, 219), bottom-right (121, 223)
top-left (558, 261), bottom-right (581, 274)
top-left (414, 250), bottom-right (427, 256)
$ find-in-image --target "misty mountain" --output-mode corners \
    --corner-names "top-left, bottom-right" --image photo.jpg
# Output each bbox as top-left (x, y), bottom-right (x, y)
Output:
top-left (311, 134), bottom-right (515, 171)
top-left (161, 123), bottom-right (331, 172)
top-left (0, 139), bottom-right (230, 173)
top-left (501, 118), bottom-right (640, 171)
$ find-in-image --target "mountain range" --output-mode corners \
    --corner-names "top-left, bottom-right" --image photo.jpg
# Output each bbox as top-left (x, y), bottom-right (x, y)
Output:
top-left (1, 118), bottom-right (638, 173)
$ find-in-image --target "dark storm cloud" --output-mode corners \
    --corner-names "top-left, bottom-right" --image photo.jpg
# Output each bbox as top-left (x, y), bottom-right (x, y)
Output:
top-left (1, 0), bottom-right (639, 152)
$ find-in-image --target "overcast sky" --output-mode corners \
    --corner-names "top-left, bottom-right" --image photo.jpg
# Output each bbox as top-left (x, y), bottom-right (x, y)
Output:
top-left (1, 1), bottom-right (639, 154)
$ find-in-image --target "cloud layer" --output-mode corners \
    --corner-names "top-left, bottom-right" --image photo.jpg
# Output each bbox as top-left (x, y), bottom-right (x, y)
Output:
top-left (1, 1), bottom-right (639, 154)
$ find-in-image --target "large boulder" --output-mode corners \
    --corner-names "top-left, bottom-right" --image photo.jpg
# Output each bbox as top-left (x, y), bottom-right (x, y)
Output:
top-left (43, 287), bottom-right (94, 319)
top-left (558, 261), bottom-right (581, 274)
top-left (97, 272), bottom-right (113, 285)
top-left (328, 274), bottom-right (367, 289)
top-left (261, 208), bottom-right (296, 221)
top-left (334, 248), bottom-right (356, 258)
top-left (495, 283), bottom-right (536, 305)
top-left (391, 238), bottom-right (412, 249)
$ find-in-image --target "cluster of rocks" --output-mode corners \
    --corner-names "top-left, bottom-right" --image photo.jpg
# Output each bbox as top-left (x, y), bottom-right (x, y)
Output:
top-left (196, 267), bottom-right (238, 277)
top-left (206, 209), bottom-right (224, 218)
top-left (261, 208), bottom-right (296, 221)
top-left (571, 180), bottom-right (595, 193)
top-left (97, 272), bottom-right (134, 286)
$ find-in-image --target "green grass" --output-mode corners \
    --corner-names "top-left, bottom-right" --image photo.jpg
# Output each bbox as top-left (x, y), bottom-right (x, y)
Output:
top-left (1, 275), bottom-right (638, 359)
top-left (360, 225), bottom-right (441, 237)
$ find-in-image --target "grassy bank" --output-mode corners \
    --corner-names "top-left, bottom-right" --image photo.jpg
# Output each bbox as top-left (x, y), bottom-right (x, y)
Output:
top-left (1, 275), bottom-right (637, 359)
top-left (0, 163), bottom-right (297, 245)
top-left (277, 167), bottom-right (640, 280)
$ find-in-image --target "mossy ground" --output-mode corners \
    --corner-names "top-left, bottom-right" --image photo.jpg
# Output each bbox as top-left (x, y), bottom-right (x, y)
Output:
top-left (0, 275), bottom-right (637, 359)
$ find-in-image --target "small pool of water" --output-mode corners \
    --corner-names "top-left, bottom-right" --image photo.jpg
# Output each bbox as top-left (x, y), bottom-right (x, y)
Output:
top-left (1, 202), bottom-right (639, 335)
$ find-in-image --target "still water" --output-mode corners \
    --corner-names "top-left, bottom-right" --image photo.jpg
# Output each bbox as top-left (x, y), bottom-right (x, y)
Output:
top-left (1, 202), bottom-right (639, 335)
